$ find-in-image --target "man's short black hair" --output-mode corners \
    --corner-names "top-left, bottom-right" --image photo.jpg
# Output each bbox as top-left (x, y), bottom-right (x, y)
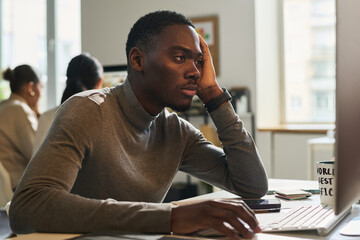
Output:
top-left (126, 10), bottom-right (194, 63)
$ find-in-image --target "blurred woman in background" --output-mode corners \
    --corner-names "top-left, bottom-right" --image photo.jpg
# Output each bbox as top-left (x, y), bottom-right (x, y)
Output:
top-left (34, 53), bottom-right (103, 152)
top-left (0, 64), bottom-right (42, 190)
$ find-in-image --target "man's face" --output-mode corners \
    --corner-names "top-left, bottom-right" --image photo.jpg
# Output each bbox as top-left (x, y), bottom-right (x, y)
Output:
top-left (140, 24), bottom-right (203, 113)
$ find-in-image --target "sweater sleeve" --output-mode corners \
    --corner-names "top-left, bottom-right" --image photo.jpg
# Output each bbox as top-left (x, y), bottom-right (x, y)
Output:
top-left (9, 96), bottom-right (172, 234)
top-left (180, 102), bottom-right (268, 198)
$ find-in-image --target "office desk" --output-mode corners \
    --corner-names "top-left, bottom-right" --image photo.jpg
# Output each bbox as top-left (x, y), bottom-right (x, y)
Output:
top-left (7, 179), bottom-right (360, 240)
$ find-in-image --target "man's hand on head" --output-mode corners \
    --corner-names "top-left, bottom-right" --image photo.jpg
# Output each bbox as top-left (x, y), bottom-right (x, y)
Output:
top-left (196, 35), bottom-right (223, 104)
top-left (170, 199), bottom-right (262, 240)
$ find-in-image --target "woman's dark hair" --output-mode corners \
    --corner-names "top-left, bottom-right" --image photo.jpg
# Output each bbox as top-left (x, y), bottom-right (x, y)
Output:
top-left (61, 53), bottom-right (103, 104)
top-left (2, 65), bottom-right (40, 93)
top-left (126, 10), bottom-right (194, 63)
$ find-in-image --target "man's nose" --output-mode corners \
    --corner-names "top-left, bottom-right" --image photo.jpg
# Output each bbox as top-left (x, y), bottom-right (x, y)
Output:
top-left (186, 62), bottom-right (201, 82)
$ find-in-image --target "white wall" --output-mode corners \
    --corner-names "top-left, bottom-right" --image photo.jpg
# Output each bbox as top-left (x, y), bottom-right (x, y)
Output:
top-left (81, 0), bottom-right (257, 114)
top-left (272, 132), bottom-right (326, 179)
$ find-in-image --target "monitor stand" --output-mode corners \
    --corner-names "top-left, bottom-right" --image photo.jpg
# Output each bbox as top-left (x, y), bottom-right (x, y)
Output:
top-left (340, 216), bottom-right (360, 236)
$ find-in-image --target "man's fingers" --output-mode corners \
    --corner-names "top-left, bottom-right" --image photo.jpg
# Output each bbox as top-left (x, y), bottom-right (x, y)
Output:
top-left (171, 199), bottom-right (262, 239)
top-left (207, 206), bottom-right (257, 238)
top-left (208, 221), bottom-right (243, 240)
top-left (198, 208), bottom-right (254, 240)
top-left (195, 34), bottom-right (219, 102)
top-left (209, 200), bottom-right (261, 233)
top-left (219, 198), bottom-right (257, 218)
top-left (198, 34), bottom-right (208, 52)
top-left (198, 35), bottom-right (213, 65)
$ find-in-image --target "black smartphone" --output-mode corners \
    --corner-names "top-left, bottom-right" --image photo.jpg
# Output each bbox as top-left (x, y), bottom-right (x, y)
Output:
top-left (243, 199), bottom-right (281, 210)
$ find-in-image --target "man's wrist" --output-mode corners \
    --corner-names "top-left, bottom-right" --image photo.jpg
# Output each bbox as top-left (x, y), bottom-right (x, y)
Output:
top-left (197, 85), bottom-right (223, 103)
top-left (204, 88), bottom-right (232, 113)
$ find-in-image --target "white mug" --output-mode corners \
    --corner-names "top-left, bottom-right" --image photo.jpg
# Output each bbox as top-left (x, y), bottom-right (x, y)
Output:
top-left (316, 160), bottom-right (335, 206)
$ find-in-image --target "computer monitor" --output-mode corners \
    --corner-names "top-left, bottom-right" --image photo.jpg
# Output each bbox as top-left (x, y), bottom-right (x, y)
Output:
top-left (334, 0), bottom-right (360, 217)
top-left (102, 65), bottom-right (128, 88)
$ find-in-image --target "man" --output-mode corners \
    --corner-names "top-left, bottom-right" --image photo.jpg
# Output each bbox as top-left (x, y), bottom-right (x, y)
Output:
top-left (9, 10), bottom-right (268, 240)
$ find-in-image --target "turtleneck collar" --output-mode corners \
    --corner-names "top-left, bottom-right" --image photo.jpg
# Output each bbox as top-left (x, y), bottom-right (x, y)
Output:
top-left (115, 78), bottom-right (160, 131)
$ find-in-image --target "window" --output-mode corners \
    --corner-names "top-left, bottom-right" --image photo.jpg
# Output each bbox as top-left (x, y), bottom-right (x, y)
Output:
top-left (56, 0), bottom-right (81, 105)
top-left (0, 0), bottom-right (80, 112)
top-left (283, 0), bottom-right (335, 123)
top-left (1, 0), bottom-right (47, 109)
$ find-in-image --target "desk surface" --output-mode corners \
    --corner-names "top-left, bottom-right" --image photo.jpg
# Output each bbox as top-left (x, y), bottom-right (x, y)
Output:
top-left (7, 179), bottom-right (360, 240)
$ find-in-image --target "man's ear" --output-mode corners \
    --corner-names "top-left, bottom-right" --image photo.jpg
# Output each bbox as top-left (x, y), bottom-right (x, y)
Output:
top-left (129, 47), bottom-right (144, 72)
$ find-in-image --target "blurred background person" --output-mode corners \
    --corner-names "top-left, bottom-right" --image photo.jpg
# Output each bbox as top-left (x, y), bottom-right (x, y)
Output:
top-left (34, 53), bottom-right (103, 152)
top-left (0, 64), bottom-right (42, 190)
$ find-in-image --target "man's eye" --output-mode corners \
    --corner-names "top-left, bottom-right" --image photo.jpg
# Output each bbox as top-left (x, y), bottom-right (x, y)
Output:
top-left (195, 59), bottom-right (203, 66)
top-left (174, 56), bottom-right (186, 62)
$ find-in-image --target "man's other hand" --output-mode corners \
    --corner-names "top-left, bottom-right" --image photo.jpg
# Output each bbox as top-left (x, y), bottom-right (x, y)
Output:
top-left (171, 199), bottom-right (262, 240)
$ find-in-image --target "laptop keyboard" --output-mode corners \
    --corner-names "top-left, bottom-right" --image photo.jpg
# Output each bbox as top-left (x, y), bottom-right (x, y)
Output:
top-left (262, 205), bottom-right (334, 231)
top-left (197, 204), bottom-right (350, 237)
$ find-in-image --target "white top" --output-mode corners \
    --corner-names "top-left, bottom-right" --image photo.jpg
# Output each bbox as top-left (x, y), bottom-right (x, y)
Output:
top-left (33, 107), bottom-right (58, 152)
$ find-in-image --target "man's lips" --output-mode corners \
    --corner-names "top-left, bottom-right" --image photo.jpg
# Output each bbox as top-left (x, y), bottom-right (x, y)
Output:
top-left (181, 86), bottom-right (198, 97)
